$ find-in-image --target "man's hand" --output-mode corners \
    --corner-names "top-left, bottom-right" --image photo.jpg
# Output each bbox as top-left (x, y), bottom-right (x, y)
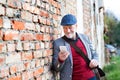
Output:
top-left (58, 51), bottom-right (70, 62)
top-left (89, 59), bottom-right (98, 68)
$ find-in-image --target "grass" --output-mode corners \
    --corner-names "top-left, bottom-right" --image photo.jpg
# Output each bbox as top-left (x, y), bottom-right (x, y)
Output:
top-left (103, 56), bottom-right (120, 80)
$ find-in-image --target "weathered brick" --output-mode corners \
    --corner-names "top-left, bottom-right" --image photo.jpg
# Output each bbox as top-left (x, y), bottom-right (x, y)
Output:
top-left (22, 3), bottom-right (30, 11)
top-left (3, 17), bottom-right (11, 29)
top-left (45, 27), bottom-right (50, 33)
top-left (43, 34), bottom-right (51, 41)
top-left (33, 67), bottom-right (44, 77)
top-left (7, 0), bottom-right (22, 9)
top-left (0, 43), bottom-right (4, 52)
top-left (21, 11), bottom-right (32, 21)
top-left (7, 43), bottom-right (15, 52)
top-left (29, 42), bottom-right (35, 50)
top-left (3, 30), bottom-right (19, 41)
top-left (22, 42), bottom-right (30, 50)
top-left (6, 8), bottom-right (14, 17)
top-left (46, 19), bottom-right (51, 26)
top-left (20, 33), bottom-right (35, 41)
top-left (21, 52), bottom-right (33, 61)
top-left (40, 59), bottom-right (44, 66)
top-left (44, 42), bottom-right (50, 49)
top-left (36, 76), bottom-right (42, 80)
top-left (43, 49), bottom-right (52, 57)
top-left (25, 22), bottom-right (35, 31)
top-left (40, 42), bottom-right (45, 49)
top-left (35, 59), bottom-right (41, 67)
top-left (40, 10), bottom-right (49, 18)
top-left (30, 60), bottom-right (35, 68)
top-left (22, 71), bottom-right (33, 80)
top-left (22, 0), bottom-right (31, 3)
top-left (0, 66), bottom-right (9, 77)
top-left (35, 24), bottom-right (41, 32)
top-left (33, 50), bottom-right (42, 58)
top-left (36, 0), bottom-right (41, 7)
top-left (0, 5), bottom-right (5, 15)
top-left (0, 0), bottom-right (6, 4)
top-left (17, 63), bottom-right (25, 72)
top-left (40, 26), bottom-right (45, 32)
top-left (24, 61), bottom-right (31, 70)
top-left (33, 15), bottom-right (38, 22)
top-left (0, 54), bottom-right (5, 66)
top-left (35, 43), bottom-right (40, 50)
top-left (6, 52), bottom-right (21, 64)
top-left (0, 18), bottom-right (3, 28)
top-left (16, 41), bottom-right (23, 51)
top-left (32, 7), bottom-right (40, 15)
top-left (10, 64), bottom-right (17, 74)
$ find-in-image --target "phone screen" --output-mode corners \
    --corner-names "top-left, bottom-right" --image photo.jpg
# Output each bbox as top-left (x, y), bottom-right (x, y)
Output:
top-left (59, 46), bottom-right (67, 52)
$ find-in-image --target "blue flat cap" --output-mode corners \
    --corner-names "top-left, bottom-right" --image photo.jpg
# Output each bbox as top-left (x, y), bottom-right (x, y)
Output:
top-left (60, 14), bottom-right (77, 26)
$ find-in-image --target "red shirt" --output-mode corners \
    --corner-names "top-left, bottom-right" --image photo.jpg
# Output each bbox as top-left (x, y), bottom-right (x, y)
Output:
top-left (71, 39), bottom-right (94, 80)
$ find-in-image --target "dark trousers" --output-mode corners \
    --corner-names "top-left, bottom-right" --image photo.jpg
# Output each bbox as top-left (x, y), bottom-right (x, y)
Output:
top-left (88, 76), bottom-right (97, 80)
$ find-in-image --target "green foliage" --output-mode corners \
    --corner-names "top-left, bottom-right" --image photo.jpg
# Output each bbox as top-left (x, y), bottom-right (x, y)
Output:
top-left (103, 56), bottom-right (120, 80)
top-left (104, 12), bottom-right (120, 46)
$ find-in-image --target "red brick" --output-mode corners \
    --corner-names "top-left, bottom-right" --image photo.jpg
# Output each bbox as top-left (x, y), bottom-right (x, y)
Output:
top-left (10, 65), bottom-right (17, 74)
top-left (35, 59), bottom-right (40, 67)
top-left (46, 19), bottom-right (51, 25)
top-left (43, 34), bottom-right (51, 41)
top-left (20, 33), bottom-right (35, 41)
top-left (33, 67), bottom-right (44, 77)
top-left (24, 62), bottom-right (30, 70)
top-left (33, 7), bottom-right (40, 15)
top-left (0, 43), bottom-right (3, 52)
top-left (12, 21), bottom-right (25, 30)
top-left (33, 51), bottom-right (42, 58)
top-left (40, 26), bottom-right (45, 32)
top-left (0, 54), bottom-right (5, 66)
top-left (43, 49), bottom-right (52, 57)
top-left (8, 75), bottom-right (21, 80)
top-left (36, 34), bottom-right (43, 41)
top-left (53, 14), bottom-right (58, 20)
top-left (40, 10), bottom-right (49, 18)
top-left (0, 18), bottom-right (3, 28)
top-left (35, 43), bottom-right (40, 50)
top-left (22, 52), bottom-right (33, 61)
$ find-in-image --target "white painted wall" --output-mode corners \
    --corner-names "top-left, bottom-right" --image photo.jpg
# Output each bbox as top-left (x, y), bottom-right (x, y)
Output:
top-left (77, 0), bottom-right (83, 33)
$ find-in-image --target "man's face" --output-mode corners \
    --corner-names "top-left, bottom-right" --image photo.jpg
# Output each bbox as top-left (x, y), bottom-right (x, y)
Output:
top-left (63, 24), bottom-right (77, 39)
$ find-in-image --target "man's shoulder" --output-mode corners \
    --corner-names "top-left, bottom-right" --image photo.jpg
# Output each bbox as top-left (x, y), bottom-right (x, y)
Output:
top-left (53, 37), bottom-right (64, 42)
top-left (77, 33), bottom-right (87, 37)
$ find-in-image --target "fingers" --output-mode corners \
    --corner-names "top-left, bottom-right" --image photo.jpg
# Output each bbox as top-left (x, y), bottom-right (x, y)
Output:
top-left (58, 51), bottom-right (70, 61)
top-left (89, 59), bottom-right (98, 68)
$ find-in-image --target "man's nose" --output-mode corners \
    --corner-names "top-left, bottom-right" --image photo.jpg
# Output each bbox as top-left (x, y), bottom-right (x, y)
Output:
top-left (66, 28), bottom-right (71, 32)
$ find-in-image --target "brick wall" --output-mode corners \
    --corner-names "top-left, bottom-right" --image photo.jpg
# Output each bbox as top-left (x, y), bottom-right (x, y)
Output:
top-left (0, 0), bottom-right (61, 80)
top-left (83, 0), bottom-right (91, 37)
top-left (0, 0), bottom-right (77, 80)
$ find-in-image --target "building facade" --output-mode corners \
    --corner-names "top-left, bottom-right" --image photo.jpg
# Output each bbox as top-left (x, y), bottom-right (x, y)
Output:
top-left (0, 0), bottom-right (104, 80)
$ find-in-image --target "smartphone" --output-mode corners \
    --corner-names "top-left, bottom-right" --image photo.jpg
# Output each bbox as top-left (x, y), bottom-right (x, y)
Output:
top-left (59, 46), bottom-right (67, 52)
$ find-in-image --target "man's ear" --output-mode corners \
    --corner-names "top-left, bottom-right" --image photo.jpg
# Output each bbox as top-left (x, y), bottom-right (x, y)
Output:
top-left (75, 24), bottom-right (78, 28)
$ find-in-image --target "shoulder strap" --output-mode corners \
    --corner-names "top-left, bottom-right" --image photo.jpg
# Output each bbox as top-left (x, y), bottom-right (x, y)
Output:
top-left (62, 36), bottom-right (105, 77)
top-left (62, 36), bottom-right (90, 65)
